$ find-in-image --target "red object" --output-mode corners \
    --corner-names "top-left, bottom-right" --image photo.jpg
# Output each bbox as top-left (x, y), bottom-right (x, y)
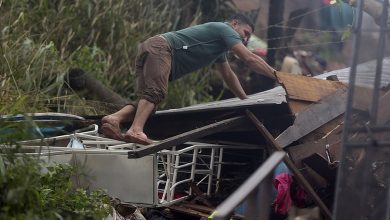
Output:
top-left (322, 0), bottom-right (332, 5)
top-left (252, 48), bottom-right (267, 57)
top-left (294, 185), bottom-right (308, 208)
top-left (273, 173), bottom-right (293, 215)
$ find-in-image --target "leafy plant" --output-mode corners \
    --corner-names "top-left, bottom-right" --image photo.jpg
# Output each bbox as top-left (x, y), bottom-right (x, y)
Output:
top-left (0, 153), bottom-right (112, 220)
top-left (0, 115), bottom-right (112, 220)
top-left (0, 0), bottom-right (230, 114)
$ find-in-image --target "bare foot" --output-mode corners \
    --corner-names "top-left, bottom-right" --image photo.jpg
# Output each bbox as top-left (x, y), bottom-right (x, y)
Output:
top-left (123, 132), bottom-right (153, 145)
top-left (101, 123), bottom-right (123, 141)
top-left (101, 115), bottom-right (123, 140)
top-left (101, 115), bottom-right (121, 128)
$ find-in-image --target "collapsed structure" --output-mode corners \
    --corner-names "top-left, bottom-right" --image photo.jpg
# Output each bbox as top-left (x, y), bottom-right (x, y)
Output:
top-left (10, 56), bottom-right (389, 219)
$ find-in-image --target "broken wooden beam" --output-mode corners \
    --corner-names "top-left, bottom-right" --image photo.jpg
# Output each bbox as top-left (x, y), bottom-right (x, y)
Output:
top-left (128, 116), bottom-right (248, 158)
top-left (169, 204), bottom-right (210, 218)
top-left (246, 110), bottom-right (332, 220)
top-left (276, 89), bottom-right (348, 148)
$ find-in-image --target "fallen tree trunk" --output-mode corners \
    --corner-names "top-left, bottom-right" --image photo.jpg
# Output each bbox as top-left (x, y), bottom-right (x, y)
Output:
top-left (66, 68), bottom-right (129, 111)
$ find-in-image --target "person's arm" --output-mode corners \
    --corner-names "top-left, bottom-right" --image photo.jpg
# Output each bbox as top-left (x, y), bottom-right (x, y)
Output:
top-left (231, 43), bottom-right (277, 80)
top-left (215, 61), bottom-right (248, 100)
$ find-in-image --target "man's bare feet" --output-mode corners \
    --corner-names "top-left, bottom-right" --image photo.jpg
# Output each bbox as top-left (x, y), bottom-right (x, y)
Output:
top-left (101, 115), bottom-right (123, 140)
top-left (101, 115), bottom-right (121, 127)
top-left (101, 123), bottom-right (123, 141)
top-left (123, 131), bottom-right (153, 145)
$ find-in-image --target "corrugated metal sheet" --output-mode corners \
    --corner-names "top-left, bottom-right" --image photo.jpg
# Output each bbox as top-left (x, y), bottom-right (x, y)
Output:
top-left (157, 86), bottom-right (286, 115)
top-left (316, 57), bottom-right (390, 88)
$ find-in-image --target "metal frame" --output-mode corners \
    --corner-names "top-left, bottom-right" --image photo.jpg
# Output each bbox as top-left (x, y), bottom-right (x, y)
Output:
top-left (333, 0), bottom-right (390, 219)
top-left (156, 143), bottom-right (262, 206)
top-left (14, 126), bottom-right (264, 207)
top-left (212, 151), bottom-right (286, 220)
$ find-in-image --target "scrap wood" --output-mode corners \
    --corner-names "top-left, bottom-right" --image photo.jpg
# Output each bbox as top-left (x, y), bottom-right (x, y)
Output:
top-left (288, 99), bottom-right (313, 115)
top-left (245, 110), bottom-right (332, 220)
top-left (299, 115), bottom-right (344, 144)
top-left (181, 203), bottom-right (246, 220)
top-left (168, 204), bottom-right (210, 218)
top-left (128, 116), bottom-right (248, 158)
top-left (276, 71), bottom-right (347, 102)
top-left (275, 88), bottom-right (347, 148)
top-left (170, 202), bottom-right (244, 220)
top-left (181, 202), bottom-right (215, 214)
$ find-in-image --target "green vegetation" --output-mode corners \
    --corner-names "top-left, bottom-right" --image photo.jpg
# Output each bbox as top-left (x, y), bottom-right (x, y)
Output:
top-left (0, 119), bottom-right (112, 219)
top-left (0, 1), bottom-right (235, 218)
top-left (0, 155), bottom-right (112, 220)
top-left (0, 0), bottom-right (233, 115)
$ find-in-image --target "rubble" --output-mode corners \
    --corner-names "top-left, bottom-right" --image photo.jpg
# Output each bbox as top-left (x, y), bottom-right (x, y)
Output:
top-left (7, 56), bottom-right (390, 219)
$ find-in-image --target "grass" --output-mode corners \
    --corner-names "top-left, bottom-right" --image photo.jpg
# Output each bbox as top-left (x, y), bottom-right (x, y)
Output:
top-left (0, 0), bottom-right (233, 115)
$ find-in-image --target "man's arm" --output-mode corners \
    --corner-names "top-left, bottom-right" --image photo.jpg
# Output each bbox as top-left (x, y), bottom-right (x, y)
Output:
top-left (216, 61), bottom-right (248, 100)
top-left (231, 43), bottom-right (276, 80)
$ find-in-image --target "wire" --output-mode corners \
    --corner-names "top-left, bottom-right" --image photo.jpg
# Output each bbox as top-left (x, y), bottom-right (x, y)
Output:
top-left (271, 25), bottom-right (347, 33)
top-left (261, 34), bottom-right (298, 41)
top-left (258, 4), bottom-right (333, 32)
top-left (262, 31), bottom-right (340, 42)
top-left (266, 40), bottom-right (347, 50)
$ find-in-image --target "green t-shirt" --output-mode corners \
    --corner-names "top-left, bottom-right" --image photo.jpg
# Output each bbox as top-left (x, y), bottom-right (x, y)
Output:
top-left (163, 22), bottom-right (242, 80)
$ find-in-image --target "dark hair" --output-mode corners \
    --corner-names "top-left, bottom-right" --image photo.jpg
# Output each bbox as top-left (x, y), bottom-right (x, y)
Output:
top-left (227, 14), bottom-right (255, 31)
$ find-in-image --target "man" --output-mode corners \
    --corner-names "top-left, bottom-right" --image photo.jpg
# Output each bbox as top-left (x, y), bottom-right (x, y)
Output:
top-left (101, 14), bottom-right (276, 145)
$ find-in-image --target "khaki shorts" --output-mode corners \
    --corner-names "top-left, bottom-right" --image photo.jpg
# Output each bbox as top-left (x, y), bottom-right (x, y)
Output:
top-left (133, 35), bottom-right (172, 106)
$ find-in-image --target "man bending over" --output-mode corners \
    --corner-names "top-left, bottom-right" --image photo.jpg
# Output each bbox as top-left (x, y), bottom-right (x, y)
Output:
top-left (101, 14), bottom-right (276, 145)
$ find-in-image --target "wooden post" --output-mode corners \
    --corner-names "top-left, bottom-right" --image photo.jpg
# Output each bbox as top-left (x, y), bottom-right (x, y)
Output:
top-left (128, 116), bottom-right (248, 158)
top-left (246, 110), bottom-right (332, 220)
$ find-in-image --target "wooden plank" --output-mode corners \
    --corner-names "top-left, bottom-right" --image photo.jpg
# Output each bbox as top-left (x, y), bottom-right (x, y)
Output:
top-left (246, 110), bottom-right (332, 220)
top-left (128, 116), bottom-right (248, 158)
top-left (276, 71), bottom-right (347, 102)
top-left (275, 89), bottom-right (347, 148)
top-left (299, 115), bottom-right (344, 144)
top-left (288, 100), bottom-right (312, 115)
top-left (169, 205), bottom-right (210, 218)
top-left (181, 203), bottom-right (214, 214)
